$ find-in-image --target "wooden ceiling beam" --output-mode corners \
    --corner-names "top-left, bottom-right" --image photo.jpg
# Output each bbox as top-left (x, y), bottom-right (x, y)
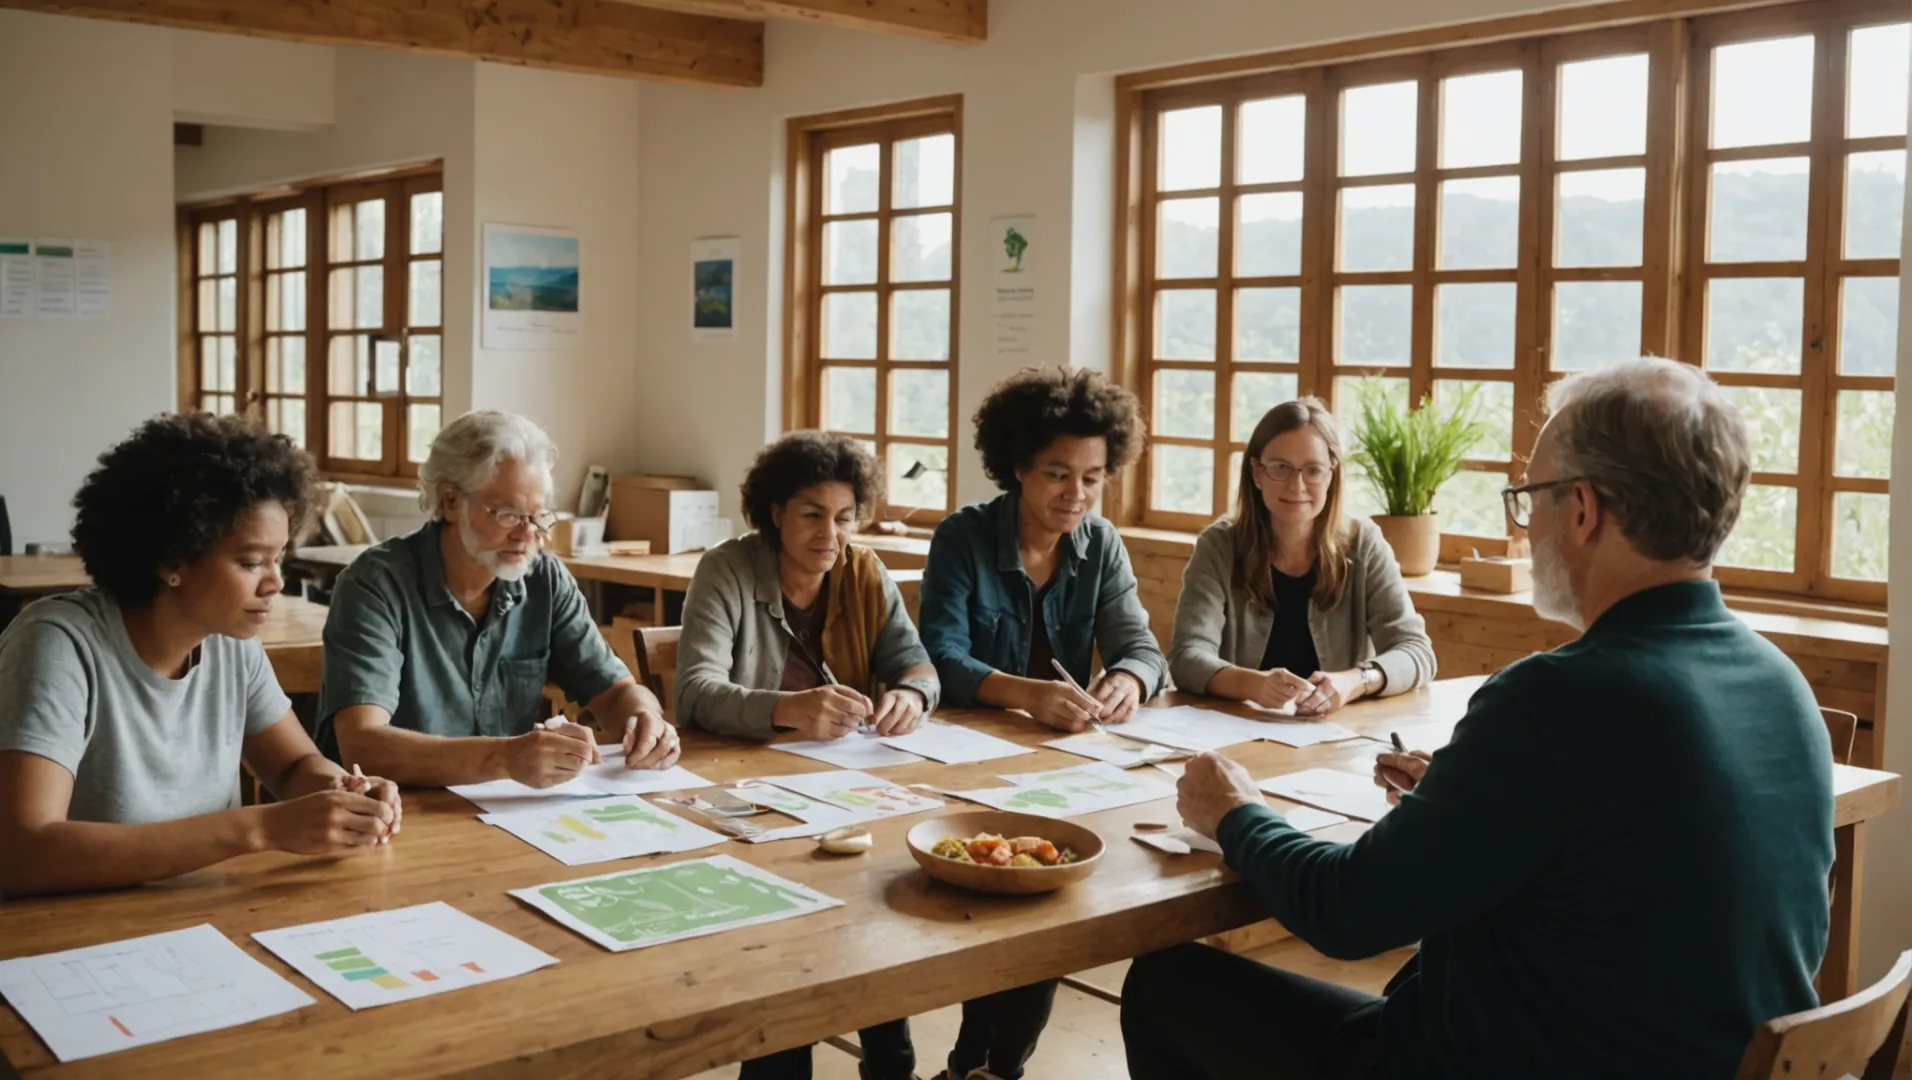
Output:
top-left (627, 0), bottom-right (985, 44)
top-left (1, 0), bottom-right (764, 87)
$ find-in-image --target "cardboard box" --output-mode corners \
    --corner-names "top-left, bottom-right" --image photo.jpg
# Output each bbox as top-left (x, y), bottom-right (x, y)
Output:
top-left (547, 516), bottom-right (611, 558)
top-left (1459, 556), bottom-right (1533, 594)
top-left (607, 474), bottom-right (725, 553)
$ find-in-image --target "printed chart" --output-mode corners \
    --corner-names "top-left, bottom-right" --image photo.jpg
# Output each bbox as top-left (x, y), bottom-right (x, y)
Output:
top-left (511, 855), bottom-right (842, 952)
top-left (482, 797), bottom-right (728, 865)
top-left (253, 902), bottom-right (557, 1010)
top-left (0, 924), bottom-right (312, 1062)
top-left (760, 770), bottom-right (945, 817)
top-left (449, 751), bottom-right (713, 814)
top-left (951, 762), bottom-right (1176, 818)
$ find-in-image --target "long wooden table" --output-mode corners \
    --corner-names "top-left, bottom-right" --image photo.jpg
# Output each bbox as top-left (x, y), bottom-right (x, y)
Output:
top-left (0, 677), bottom-right (1897, 1079)
top-left (0, 556), bottom-right (90, 626)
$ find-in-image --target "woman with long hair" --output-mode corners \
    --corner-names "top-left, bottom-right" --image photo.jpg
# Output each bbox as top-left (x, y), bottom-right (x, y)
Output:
top-left (1169, 397), bottom-right (1434, 716)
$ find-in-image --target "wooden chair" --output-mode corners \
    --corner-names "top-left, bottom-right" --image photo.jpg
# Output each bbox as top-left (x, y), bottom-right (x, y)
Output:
top-left (1823, 707), bottom-right (1859, 766)
top-left (1736, 950), bottom-right (1912, 1080)
top-left (633, 625), bottom-right (682, 708)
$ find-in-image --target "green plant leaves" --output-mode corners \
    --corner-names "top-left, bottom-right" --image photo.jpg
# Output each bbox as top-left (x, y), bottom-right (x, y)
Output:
top-left (1346, 377), bottom-right (1492, 517)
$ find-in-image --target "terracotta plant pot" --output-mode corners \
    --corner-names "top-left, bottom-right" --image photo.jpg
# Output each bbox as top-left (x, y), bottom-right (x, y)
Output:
top-left (1372, 513), bottom-right (1441, 577)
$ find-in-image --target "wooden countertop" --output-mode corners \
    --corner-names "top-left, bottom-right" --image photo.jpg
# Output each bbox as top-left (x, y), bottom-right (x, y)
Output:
top-left (0, 556), bottom-right (89, 595)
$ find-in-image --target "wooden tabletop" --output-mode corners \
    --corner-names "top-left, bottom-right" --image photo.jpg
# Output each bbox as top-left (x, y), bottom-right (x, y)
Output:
top-left (0, 556), bottom-right (89, 596)
top-left (0, 676), bottom-right (1898, 1079)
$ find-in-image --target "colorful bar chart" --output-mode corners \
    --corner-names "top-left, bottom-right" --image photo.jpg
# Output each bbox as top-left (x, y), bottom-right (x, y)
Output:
top-left (313, 947), bottom-right (408, 991)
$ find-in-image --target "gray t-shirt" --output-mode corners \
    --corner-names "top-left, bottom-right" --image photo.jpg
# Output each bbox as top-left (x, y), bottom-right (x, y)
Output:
top-left (0, 589), bottom-right (291, 825)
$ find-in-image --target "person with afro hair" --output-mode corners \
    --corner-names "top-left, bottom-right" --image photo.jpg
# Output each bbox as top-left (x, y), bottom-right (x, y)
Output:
top-left (0, 413), bottom-right (400, 898)
top-left (915, 366), bottom-right (1167, 1080)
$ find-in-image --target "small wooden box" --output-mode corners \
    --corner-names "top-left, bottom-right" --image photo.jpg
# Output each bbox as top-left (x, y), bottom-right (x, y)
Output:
top-left (1459, 556), bottom-right (1533, 594)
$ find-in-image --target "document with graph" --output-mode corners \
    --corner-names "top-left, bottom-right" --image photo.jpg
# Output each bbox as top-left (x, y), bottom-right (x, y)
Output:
top-left (0, 923), bottom-right (312, 1061)
top-left (480, 796), bottom-right (729, 865)
top-left (252, 902), bottom-right (556, 1011)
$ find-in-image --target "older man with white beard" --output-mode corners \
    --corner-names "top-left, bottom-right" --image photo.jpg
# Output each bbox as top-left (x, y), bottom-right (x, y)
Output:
top-left (316, 411), bottom-right (678, 788)
top-left (1125, 357), bottom-right (1834, 1080)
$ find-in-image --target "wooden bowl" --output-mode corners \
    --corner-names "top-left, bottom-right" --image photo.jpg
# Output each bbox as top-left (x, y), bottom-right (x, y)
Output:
top-left (905, 811), bottom-right (1104, 895)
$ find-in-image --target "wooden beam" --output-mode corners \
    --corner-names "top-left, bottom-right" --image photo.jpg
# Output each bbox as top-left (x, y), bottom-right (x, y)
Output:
top-left (626, 0), bottom-right (984, 44)
top-left (2, 0), bottom-right (764, 87)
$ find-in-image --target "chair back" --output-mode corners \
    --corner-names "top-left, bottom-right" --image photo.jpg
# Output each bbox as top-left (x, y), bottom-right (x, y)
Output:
top-left (633, 625), bottom-right (682, 705)
top-left (1822, 707), bottom-right (1859, 766)
top-left (1735, 950), bottom-right (1912, 1080)
top-left (0, 495), bottom-right (11, 556)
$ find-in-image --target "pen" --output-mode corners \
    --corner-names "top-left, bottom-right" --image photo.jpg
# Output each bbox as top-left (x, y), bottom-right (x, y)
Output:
top-left (1050, 658), bottom-right (1119, 734)
top-left (1381, 732), bottom-right (1410, 798)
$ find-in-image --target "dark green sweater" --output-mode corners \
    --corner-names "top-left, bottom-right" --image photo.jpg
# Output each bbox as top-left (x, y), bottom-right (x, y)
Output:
top-left (1218, 581), bottom-right (1833, 1078)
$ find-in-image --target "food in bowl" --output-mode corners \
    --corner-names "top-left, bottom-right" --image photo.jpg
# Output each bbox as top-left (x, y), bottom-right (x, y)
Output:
top-left (931, 833), bottom-right (1080, 868)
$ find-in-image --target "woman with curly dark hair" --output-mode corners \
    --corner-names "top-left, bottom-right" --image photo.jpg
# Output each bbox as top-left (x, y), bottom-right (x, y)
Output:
top-left (915, 365), bottom-right (1167, 1080)
top-left (674, 430), bottom-right (938, 1080)
top-left (0, 413), bottom-right (400, 898)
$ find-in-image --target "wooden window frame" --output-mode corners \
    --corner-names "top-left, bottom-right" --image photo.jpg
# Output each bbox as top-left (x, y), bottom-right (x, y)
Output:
top-left (784, 96), bottom-right (963, 526)
top-left (1113, 0), bottom-right (1900, 603)
top-left (178, 163), bottom-right (444, 485)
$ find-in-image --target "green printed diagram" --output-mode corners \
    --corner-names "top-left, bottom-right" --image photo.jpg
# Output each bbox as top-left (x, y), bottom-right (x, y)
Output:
top-left (1004, 789), bottom-right (1071, 811)
top-left (963, 764), bottom-right (1173, 818)
top-left (533, 858), bottom-right (833, 946)
top-left (311, 946), bottom-right (412, 991)
top-left (539, 802), bottom-right (684, 846)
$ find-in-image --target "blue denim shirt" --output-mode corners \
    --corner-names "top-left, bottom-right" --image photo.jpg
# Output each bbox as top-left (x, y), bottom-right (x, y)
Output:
top-left (919, 492), bottom-right (1167, 706)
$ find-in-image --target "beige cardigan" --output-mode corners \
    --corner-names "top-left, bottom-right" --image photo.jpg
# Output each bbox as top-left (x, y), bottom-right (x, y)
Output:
top-left (1168, 516), bottom-right (1436, 696)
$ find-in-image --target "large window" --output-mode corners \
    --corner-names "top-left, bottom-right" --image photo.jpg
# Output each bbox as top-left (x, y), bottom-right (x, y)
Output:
top-left (179, 166), bottom-right (444, 482)
top-left (1129, 1), bottom-right (1902, 602)
top-left (786, 99), bottom-right (962, 523)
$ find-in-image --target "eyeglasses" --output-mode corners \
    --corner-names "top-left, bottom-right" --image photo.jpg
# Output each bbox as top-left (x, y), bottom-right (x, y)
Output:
top-left (476, 504), bottom-right (558, 538)
top-left (1254, 458), bottom-right (1335, 488)
top-left (1500, 479), bottom-right (1579, 529)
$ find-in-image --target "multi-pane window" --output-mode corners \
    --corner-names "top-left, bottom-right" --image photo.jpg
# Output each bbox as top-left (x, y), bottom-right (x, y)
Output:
top-left (1133, 1), bottom-right (1902, 602)
top-left (180, 166), bottom-right (442, 480)
top-left (187, 210), bottom-right (241, 416)
top-left (792, 105), bottom-right (961, 521)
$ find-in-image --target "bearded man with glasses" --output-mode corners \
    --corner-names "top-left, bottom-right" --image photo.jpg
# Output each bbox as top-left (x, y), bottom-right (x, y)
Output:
top-left (1134, 357), bottom-right (1832, 1080)
top-left (316, 411), bottom-right (678, 788)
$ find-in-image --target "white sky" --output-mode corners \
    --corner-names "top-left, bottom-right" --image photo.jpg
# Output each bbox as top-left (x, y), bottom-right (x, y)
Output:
top-left (1160, 26), bottom-right (1910, 198)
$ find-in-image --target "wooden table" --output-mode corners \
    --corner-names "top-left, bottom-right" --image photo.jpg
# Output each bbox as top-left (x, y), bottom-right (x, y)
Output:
top-left (259, 594), bottom-right (329, 695)
top-left (0, 556), bottom-right (90, 626)
top-left (289, 545), bottom-right (923, 628)
top-left (0, 677), bottom-right (1896, 1079)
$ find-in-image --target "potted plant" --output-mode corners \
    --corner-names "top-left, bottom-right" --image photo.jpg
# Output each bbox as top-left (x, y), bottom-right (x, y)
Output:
top-left (1346, 378), bottom-right (1490, 577)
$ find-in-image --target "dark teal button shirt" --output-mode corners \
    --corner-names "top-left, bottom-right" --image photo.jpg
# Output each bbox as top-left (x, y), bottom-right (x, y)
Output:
top-left (314, 522), bottom-right (627, 757)
top-left (1216, 581), bottom-right (1833, 1079)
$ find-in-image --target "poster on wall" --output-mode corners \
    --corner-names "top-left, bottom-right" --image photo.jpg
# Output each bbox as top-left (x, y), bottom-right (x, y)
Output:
top-left (483, 223), bottom-right (580, 350)
top-left (690, 236), bottom-right (739, 342)
top-left (990, 216), bottom-right (1036, 359)
top-left (0, 239), bottom-right (32, 319)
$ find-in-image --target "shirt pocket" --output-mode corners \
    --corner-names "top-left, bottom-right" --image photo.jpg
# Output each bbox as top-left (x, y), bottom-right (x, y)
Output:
top-left (970, 608), bottom-right (1010, 666)
top-left (499, 655), bottom-right (552, 730)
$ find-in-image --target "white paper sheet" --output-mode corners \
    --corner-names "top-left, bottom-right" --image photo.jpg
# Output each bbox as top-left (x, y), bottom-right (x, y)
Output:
top-left (759, 770), bottom-right (945, 817)
top-left (767, 731), bottom-right (925, 770)
top-left (448, 750), bottom-right (712, 814)
top-left (951, 762), bottom-right (1176, 819)
top-left (1045, 731), bottom-right (1184, 768)
top-left (1253, 720), bottom-right (1362, 748)
top-left (0, 924), bottom-right (313, 1062)
top-left (0, 238), bottom-right (33, 319)
top-left (1259, 768), bottom-right (1395, 822)
top-left (881, 722), bottom-right (1033, 764)
top-left (510, 855), bottom-right (842, 952)
top-left (481, 796), bottom-right (729, 865)
top-left (724, 781), bottom-right (876, 842)
top-left (1117, 706), bottom-right (1286, 752)
top-left (252, 902), bottom-right (556, 1010)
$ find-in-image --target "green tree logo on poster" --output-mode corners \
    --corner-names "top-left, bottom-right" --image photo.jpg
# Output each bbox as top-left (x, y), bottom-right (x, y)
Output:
top-left (1003, 226), bottom-right (1028, 272)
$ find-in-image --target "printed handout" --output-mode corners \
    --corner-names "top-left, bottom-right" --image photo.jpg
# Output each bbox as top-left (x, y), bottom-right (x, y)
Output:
top-left (253, 902), bottom-right (556, 1010)
top-left (511, 855), bottom-right (842, 952)
top-left (481, 797), bottom-right (728, 865)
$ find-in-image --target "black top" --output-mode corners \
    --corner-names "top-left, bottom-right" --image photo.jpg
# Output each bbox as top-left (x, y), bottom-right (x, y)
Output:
top-left (1258, 568), bottom-right (1319, 675)
top-left (1024, 579), bottom-right (1059, 680)
top-left (779, 583), bottom-right (830, 692)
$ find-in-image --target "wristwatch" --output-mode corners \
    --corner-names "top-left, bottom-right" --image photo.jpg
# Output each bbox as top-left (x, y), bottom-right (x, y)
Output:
top-left (1358, 662), bottom-right (1385, 696)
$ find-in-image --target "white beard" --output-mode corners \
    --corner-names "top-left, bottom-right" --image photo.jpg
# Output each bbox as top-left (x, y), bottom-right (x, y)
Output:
top-left (1531, 519), bottom-right (1585, 631)
top-left (459, 506), bottom-right (535, 582)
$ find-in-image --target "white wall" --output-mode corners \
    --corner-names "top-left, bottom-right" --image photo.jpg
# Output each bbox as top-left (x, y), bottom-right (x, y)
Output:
top-left (470, 63), bottom-right (643, 509)
top-left (631, 0), bottom-right (1614, 521)
top-left (0, 12), bottom-right (177, 549)
top-left (172, 30), bottom-right (336, 131)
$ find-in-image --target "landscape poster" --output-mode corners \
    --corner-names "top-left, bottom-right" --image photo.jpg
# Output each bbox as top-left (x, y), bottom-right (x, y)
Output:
top-left (690, 236), bottom-right (740, 342)
top-left (483, 223), bottom-right (581, 349)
